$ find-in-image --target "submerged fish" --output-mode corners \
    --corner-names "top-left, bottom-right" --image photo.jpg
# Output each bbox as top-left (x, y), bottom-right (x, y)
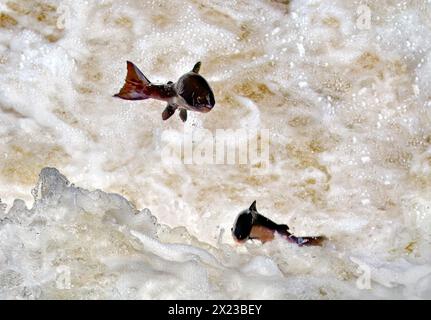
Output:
top-left (231, 201), bottom-right (325, 246)
top-left (114, 61), bottom-right (215, 122)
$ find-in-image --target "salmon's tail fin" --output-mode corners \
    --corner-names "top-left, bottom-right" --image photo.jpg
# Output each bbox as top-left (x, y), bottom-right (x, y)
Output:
top-left (114, 61), bottom-right (151, 100)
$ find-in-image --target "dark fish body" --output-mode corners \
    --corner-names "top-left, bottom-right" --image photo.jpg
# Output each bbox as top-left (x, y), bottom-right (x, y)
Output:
top-left (114, 61), bottom-right (215, 122)
top-left (232, 201), bottom-right (325, 246)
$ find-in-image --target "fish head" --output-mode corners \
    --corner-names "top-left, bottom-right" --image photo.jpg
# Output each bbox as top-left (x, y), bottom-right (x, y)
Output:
top-left (231, 209), bottom-right (253, 243)
top-left (194, 93), bottom-right (215, 113)
top-left (176, 73), bottom-right (215, 113)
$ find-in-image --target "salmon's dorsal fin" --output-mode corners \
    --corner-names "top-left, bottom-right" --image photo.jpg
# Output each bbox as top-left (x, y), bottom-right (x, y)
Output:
top-left (179, 109), bottom-right (188, 122)
top-left (277, 224), bottom-right (289, 231)
top-left (249, 200), bottom-right (257, 212)
top-left (192, 61), bottom-right (201, 74)
top-left (162, 104), bottom-right (176, 121)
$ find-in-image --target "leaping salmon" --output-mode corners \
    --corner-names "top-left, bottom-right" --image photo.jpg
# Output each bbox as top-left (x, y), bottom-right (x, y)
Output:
top-left (232, 201), bottom-right (326, 246)
top-left (114, 61), bottom-right (215, 122)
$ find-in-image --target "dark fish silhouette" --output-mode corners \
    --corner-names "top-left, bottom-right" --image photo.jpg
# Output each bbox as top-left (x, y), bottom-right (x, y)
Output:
top-left (232, 201), bottom-right (326, 246)
top-left (114, 61), bottom-right (215, 122)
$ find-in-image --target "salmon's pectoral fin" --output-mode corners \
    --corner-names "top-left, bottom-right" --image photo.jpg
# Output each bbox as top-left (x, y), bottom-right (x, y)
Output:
top-left (114, 61), bottom-right (151, 100)
top-left (162, 104), bottom-right (176, 121)
top-left (179, 109), bottom-right (188, 122)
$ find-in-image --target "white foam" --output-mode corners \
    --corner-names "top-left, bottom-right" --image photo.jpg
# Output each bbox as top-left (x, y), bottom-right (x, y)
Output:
top-left (0, 0), bottom-right (431, 299)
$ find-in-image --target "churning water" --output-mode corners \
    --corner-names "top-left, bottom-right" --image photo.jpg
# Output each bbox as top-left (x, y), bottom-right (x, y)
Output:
top-left (0, 0), bottom-right (431, 299)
